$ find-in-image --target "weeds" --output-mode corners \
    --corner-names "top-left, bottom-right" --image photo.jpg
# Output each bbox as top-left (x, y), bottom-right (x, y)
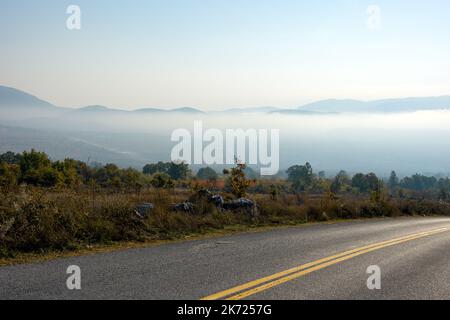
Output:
top-left (1, 186), bottom-right (449, 258)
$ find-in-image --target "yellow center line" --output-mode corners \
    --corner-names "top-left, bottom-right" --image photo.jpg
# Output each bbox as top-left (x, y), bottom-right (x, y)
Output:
top-left (201, 227), bottom-right (450, 300)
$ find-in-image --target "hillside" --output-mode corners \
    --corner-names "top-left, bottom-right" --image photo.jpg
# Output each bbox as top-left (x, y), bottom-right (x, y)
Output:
top-left (297, 96), bottom-right (450, 113)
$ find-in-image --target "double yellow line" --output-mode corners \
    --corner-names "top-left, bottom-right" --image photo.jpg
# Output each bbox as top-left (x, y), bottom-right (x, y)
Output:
top-left (201, 227), bottom-right (450, 300)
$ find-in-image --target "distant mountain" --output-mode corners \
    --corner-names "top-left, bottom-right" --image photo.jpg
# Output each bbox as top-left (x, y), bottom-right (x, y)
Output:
top-left (77, 105), bottom-right (115, 112)
top-left (0, 85), bottom-right (206, 120)
top-left (134, 107), bottom-right (204, 114)
top-left (171, 107), bottom-right (204, 114)
top-left (0, 85), bottom-right (57, 109)
top-left (70, 105), bottom-right (129, 115)
top-left (366, 96), bottom-right (450, 112)
top-left (2, 85), bottom-right (450, 118)
top-left (221, 107), bottom-right (281, 114)
top-left (271, 109), bottom-right (332, 115)
top-left (297, 99), bottom-right (365, 113)
top-left (133, 107), bottom-right (167, 113)
top-left (297, 96), bottom-right (450, 113)
top-left (0, 85), bottom-right (66, 120)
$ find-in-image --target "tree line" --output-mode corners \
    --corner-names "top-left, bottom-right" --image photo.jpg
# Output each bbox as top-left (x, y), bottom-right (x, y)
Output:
top-left (286, 162), bottom-right (450, 199)
top-left (1, 151), bottom-right (450, 199)
top-left (0, 150), bottom-right (190, 191)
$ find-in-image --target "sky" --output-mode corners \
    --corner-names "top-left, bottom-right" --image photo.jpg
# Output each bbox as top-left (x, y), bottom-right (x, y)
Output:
top-left (1, 0), bottom-right (450, 110)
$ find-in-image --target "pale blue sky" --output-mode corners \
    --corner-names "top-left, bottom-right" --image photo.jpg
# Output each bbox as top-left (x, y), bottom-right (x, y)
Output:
top-left (1, 0), bottom-right (449, 109)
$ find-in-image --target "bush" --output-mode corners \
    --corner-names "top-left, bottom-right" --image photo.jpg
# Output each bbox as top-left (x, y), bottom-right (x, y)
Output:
top-left (151, 173), bottom-right (175, 189)
top-left (0, 163), bottom-right (20, 188)
top-left (197, 167), bottom-right (218, 181)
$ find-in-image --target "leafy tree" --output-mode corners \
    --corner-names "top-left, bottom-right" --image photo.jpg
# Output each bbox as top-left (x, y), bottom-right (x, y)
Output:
top-left (365, 173), bottom-right (380, 192)
top-left (0, 152), bottom-right (22, 165)
top-left (352, 172), bottom-right (380, 193)
top-left (197, 167), bottom-right (218, 181)
top-left (143, 162), bottom-right (169, 175)
top-left (143, 161), bottom-right (190, 180)
top-left (19, 149), bottom-right (51, 174)
top-left (52, 160), bottom-right (81, 187)
top-left (388, 171), bottom-right (399, 189)
top-left (287, 162), bottom-right (314, 192)
top-left (223, 160), bottom-right (251, 198)
top-left (331, 170), bottom-right (351, 193)
top-left (18, 150), bottom-right (65, 187)
top-left (93, 163), bottom-right (121, 188)
top-left (110, 175), bottom-right (123, 191)
top-left (121, 168), bottom-right (143, 192)
top-left (352, 173), bottom-right (367, 192)
top-left (167, 162), bottom-right (190, 180)
top-left (39, 166), bottom-right (64, 187)
top-left (400, 174), bottom-right (437, 191)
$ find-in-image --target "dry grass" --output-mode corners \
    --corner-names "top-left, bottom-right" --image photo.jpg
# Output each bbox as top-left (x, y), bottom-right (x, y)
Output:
top-left (1, 186), bottom-right (450, 259)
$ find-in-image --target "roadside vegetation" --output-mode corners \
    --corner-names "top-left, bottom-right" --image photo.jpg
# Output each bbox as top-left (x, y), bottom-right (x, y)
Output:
top-left (1, 150), bottom-right (450, 259)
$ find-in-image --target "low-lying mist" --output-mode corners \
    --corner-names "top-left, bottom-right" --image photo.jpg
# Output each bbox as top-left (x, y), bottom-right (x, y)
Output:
top-left (2, 110), bottom-right (450, 177)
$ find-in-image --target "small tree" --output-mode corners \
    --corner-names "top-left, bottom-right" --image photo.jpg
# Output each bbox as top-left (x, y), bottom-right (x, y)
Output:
top-left (352, 173), bottom-right (367, 193)
top-left (143, 162), bottom-right (169, 175)
top-left (370, 179), bottom-right (383, 203)
top-left (121, 168), bottom-right (143, 193)
top-left (197, 167), bottom-right (218, 181)
top-left (286, 162), bottom-right (314, 192)
top-left (0, 152), bottom-right (22, 165)
top-left (223, 159), bottom-right (251, 198)
top-left (19, 149), bottom-right (51, 174)
top-left (143, 161), bottom-right (191, 180)
top-left (331, 170), bottom-right (351, 194)
top-left (167, 162), bottom-right (190, 180)
top-left (39, 166), bottom-right (64, 187)
top-left (151, 173), bottom-right (174, 189)
top-left (388, 171), bottom-right (399, 189)
top-left (364, 173), bottom-right (380, 193)
top-left (0, 162), bottom-right (20, 188)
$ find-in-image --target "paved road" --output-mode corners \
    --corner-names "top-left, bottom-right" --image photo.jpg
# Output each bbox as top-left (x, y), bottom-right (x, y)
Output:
top-left (1, 217), bottom-right (450, 300)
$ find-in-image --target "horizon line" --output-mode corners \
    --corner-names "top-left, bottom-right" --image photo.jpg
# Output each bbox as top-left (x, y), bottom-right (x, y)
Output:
top-left (2, 84), bottom-right (450, 113)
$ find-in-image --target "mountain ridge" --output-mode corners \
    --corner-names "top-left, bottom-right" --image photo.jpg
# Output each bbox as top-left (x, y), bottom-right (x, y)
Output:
top-left (0, 85), bottom-right (57, 109)
top-left (296, 96), bottom-right (450, 113)
top-left (1, 85), bottom-right (450, 115)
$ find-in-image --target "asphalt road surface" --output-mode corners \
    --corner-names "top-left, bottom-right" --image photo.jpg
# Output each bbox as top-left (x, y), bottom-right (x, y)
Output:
top-left (1, 217), bottom-right (450, 300)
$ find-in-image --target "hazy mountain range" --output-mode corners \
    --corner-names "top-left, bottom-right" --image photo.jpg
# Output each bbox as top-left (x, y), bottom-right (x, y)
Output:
top-left (1, 85), bottom-right (450, 117)
top-left (2, 85), bottom-right (450, 176)
top-left (0, 86), bottom-right (207, 119)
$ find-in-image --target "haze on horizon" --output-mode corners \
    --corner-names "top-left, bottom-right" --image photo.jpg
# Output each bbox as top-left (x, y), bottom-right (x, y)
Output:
top-left (1, 0), bottom-right (450, 110)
